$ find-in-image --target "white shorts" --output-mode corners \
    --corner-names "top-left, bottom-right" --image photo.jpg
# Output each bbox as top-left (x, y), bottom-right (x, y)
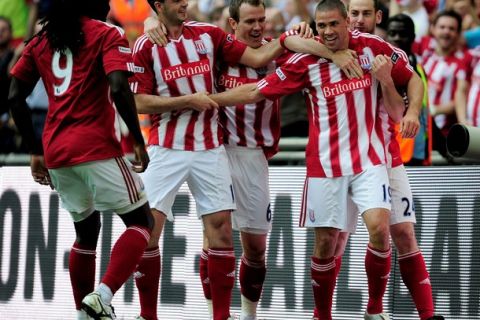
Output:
top-left (141, 145), bottom-right (236, 221)
top-left (388, 165), bottom-right (416, 225)
top-left (226, 146), bottom-right (271, 235)
top-left (346, 165), bottom-right (416, 233)
top-left (300, 165), bottom-right (391, 230)
top-left (48, 157), bottom-right (148, 222)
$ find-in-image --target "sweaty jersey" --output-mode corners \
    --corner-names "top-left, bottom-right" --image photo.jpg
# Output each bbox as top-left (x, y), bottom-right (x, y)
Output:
top-left (131, 21), bottom-right (247, 151)
top-left (217, 37), bottom-right (286, 159)
top-left (257, 31), bottom-right (413, 177)
top-left (11, 17), bottom-right (133, 168)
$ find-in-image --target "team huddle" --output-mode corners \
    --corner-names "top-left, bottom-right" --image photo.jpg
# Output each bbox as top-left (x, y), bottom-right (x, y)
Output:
top-left (8, 0), bottom-right (445, 320)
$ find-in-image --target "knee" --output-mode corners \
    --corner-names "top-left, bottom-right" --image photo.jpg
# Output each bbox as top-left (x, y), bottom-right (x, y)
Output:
top-left (206, 214), bottom-right (233, 248)
top-left (391, 223), bottom-right (418, 254)
top-left (368, 222), bottom-right (390, 249)
top-left (242, 238), bottom-right (266, 262)
top-left (74, 211), bottom-right (101, 248)
top-left (314, 228), bottom-right (338, 258)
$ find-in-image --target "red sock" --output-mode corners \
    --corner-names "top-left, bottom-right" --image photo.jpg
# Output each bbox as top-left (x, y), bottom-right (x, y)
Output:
top-left (334, 255), bottom-right (342, 279)
top-left (399, 251), bottom-right (435, 320)
top-left (240, 255), bottom-right (266, 302)
top-left (313, 255), bottom-right (342, 319)
top-left (199, 249), bottom-right (212, 300)
top-left (311, 256), bottom-right (336, 320)
top-left (102, 226), bottom-right (150, 293)
top-left (135, 246), bottom-right (161, 320)
top-left (208, 248), bottom-right (235, 320)
top-left (69, 242), bottom-right (96, 310)
top-left (365, 245), bottom-right (391, 314)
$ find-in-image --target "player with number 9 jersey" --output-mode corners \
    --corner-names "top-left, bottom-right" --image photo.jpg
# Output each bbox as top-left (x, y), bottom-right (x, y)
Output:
top-left (11, 18), bottom-right (134, 169)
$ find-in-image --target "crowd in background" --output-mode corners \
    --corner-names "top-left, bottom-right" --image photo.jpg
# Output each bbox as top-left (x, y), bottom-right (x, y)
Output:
top-left (1, 0), bottom-right (480, 165)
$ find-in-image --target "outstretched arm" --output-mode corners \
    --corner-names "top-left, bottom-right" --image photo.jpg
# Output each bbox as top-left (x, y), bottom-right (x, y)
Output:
top-left (210, 83), bottom-right (265, 106)
top-left (134, 92), bottom-right (218, 114)
top-left (283, 35), bottom-right (363, 79)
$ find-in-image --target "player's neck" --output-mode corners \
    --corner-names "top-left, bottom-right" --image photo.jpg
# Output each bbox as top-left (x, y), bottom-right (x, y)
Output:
top-left (159, 16), bottom-right (184, 40)
top-left (435, 44), bottom-right (456, 57)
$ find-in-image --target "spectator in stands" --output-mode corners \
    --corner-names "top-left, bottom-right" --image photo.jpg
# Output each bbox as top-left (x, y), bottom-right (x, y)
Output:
top-left (387, 14), bottom-right (432, 165)
top-left (389, 0), bottom-right (430, 40)
top-left (0, 0), bottom-right (38, 48)
top-left (421, 10), bottom-right (471, 158)
top-left (0, 16), bottom-right (18, 154)
top-left (109, 0), bottom-right (152, 45)
top-left (448, 0), bottom-right (479, 30)
top-left (466, 50), bottom-right (480, 126)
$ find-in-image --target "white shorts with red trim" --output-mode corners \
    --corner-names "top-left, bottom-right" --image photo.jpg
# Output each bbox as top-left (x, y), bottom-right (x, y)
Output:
top-left (141, 145), bottom-right (236, 221)
top-left (300, 165), bottom-right (391, 230)
top-left (226, 146), bottom-right (271, 235)
top-left (48, 157), bottom-right (148, 222)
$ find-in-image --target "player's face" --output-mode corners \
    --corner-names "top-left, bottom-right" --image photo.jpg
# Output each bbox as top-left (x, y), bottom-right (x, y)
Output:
top-left (386, 21), bottom-right (412, 53)
top-left (316, 9), bottom-right (350, 52)
top-left (432, 16), bottom-right (460, 51)
top-left (160, 0), bottom-right (189, 25)
top-left (230, 4), bottom-right (266, 48)
top-left (348, 0), bottom-right (381, 33)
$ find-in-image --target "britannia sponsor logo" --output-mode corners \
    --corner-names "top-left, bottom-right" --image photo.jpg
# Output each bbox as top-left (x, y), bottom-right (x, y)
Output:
top-left (162, 59), bottom-right (211, 81)
top-left (322, 74), bottom-right (372, 98)
top-left (217, 74), bottom-right (256, 89)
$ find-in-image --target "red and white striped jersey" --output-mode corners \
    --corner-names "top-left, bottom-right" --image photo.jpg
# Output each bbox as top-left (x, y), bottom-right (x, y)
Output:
top-left (217, 38), bottom-right (287, 159)
top-left (131, 21), bottom-right (247, 151)
top-left (467, 61), bottom-right (480, 127)
top-left (422, 51), bottom-right (468, 131)
top-left (377, 101), bottom-right (403, 168)
top-left (11, 18), bottom-right (132, 168)
top-left (257, 31), bottom-right (413, 177)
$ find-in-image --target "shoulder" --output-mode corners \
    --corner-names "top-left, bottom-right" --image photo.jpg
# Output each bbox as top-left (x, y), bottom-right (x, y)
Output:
top-left (133, 34), bottom-right (153, 54)
top-left (84, 18), bottom-right (126, 37)
top-left (184, 20), bottom-right (221, 32)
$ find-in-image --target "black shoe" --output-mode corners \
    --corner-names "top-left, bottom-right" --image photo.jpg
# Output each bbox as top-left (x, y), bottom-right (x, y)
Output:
top-left (427, 316), bottom-right (445, 320)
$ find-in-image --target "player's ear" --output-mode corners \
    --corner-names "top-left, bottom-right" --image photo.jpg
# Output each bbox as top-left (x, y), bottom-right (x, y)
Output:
top-left (376, 9), bottom-right (382, 25)
top-left (228, 17), bottom-right (238, 31)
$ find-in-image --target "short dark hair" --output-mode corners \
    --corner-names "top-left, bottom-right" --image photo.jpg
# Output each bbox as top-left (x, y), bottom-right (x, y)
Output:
top-left (316, 0), bottom-right (348, 19)
top-left (147, 0), bottom-right (165, 14)
top-left (386, 13), bottom-right (415, 41)
top-left (229, 0), bottom-right (265, 22)
top-left (433, 9), bottom-right (462, 33)
top-left (0, 16), bottom-right (12, 32)
top-left (348, 0), bottom-right (381, 12)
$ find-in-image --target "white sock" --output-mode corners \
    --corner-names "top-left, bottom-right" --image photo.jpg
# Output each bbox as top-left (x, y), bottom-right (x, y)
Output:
top-left (76, 309), bottom-right (89, 320)
top-left (206, 298), bottom-right (213, 318)
top-left (96, 283), bottom-right (113, 305)
top-left (241, 295), bottom-right (258, 318)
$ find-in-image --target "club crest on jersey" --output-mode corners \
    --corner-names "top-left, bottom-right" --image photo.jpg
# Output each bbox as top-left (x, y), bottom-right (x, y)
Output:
top-left (359, 54), bottom-right (371, 70)
top-left (391, 52), bottom-right (399, 64)
top-left (194, 40), bottom-right (208, 54)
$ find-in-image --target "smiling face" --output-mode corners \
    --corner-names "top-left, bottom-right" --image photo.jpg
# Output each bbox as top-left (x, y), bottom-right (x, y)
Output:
top-left (316, 8), bottom-right (350, 52)
top-left (229, 3), bottom-right (266, 48)
top-left (158, 0), bottom-right (189, 26)
top-left (348, 0), bottom-right (382, 33)
top-left (432, 15), bottom-right (460, 52)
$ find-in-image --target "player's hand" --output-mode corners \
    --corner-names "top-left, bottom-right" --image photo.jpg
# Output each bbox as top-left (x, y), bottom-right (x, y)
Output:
top-left (400, 112), bottom-right (420, 138)
top-left (331, 49), bottom-right (363, 79)
top-left (31, 155), bottom-right (53, 189)
top-left (371, 54), bottom-right (393, 84)
top-left (188, 92), bottom-right (219, 112)
top-left (144, 17), bottom-right (168, 46)
top-left (132, 143), bottom-right (149, 173)
top-left (291, 21), bottom-right (314, 38)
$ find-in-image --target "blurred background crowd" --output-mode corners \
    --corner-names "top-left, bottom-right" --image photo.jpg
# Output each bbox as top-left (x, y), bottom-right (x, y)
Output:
top-left (1, 0), bottom-right (480, 165)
